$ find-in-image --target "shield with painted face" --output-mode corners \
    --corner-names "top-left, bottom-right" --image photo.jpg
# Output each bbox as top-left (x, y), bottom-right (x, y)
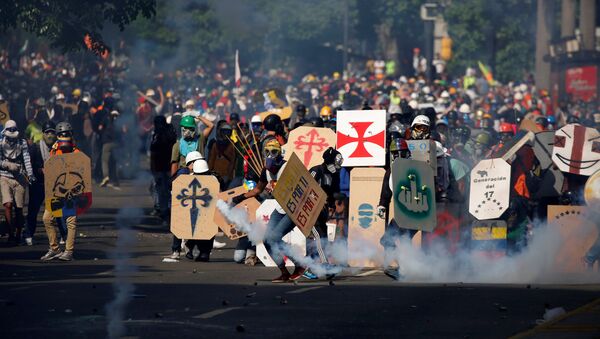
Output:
top-left (551, 124), bottom-right (600, 176)
top-left (44, 152), bottom-right (92, 218)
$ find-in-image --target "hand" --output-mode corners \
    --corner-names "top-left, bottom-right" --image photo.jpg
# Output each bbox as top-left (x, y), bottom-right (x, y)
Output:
top-left (397, 174), bottom-right (429, 213)
top-left (231, 193), bottom-right (246, 206)
top-left (377, 206), bottom-right (386, 219)
top-left (2, 161), bottom-right (20, 172)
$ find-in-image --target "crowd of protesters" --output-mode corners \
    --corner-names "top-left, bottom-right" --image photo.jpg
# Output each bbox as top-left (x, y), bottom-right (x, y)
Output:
top-left (0, 43), bottom-right (598, 280)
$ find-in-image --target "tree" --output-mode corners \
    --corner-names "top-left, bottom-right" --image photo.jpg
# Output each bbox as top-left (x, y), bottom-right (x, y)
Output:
top-left (0, 0), bottom-right (156, 53)
top-left (444, 0), bottom-right (536, 82)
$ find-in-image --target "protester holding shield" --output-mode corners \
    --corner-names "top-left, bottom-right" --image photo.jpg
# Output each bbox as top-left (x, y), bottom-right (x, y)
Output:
top-left (0, 120), bottom-right (35, 245)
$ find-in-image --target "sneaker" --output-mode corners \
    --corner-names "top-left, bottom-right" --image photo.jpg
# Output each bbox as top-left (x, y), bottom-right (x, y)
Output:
top-left (41, 248), bottom-right (63, 261)
top-left (107, 183), bottom-right (121, 191)
top-left (25, 237), bottom-right (33, 246)
top-left (196, 253), bottom-right (210, 262)
top-left (289, 267), bottom-right (306, 281)
top-left (302, 270), bottom-right (318, 280)
top-left (384, 267), bottom-right (403, 281)
top-left (100, 177), bottom-right (110, 187)
top-left (59, 238), bottom-right (65, 245)
top-left (168, 251), bottom-right (180, 260)
top-left (244, 254), bottom-right (258, 266)
top-left (271, 273), bottom-right (291, 283)
top-left (213, 240), bottom-right (226, 249)
top-left (58, 251), bottom-right (74, 261)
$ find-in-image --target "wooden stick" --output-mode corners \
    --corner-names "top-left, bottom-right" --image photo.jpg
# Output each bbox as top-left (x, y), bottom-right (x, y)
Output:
top-left (249, 124), bottom-right (263, 165)
top-left (227, 136), bottom-right (261, 176)
top-left (236, 124), bottom-right (263, 171)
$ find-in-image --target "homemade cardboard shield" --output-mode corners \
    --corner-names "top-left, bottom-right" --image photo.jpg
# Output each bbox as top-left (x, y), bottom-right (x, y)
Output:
top-left (392, 158), bottom-right (437, 231)
top-left (214, 186), bottom-right (260, 240)
top-left (492, 130), bottom-right (534, 161)
top-left (272, 153), bottom-right (327, 237)
top-left (519, 118), bottom-right (542, 133)
top-left (470, 220), bottom-right (507, 258)
top-left (406, 139), bottom-right (437, 171)
top-left (44, 152), bottom-right (92, 218)
top-left (551, 124), bottom-right (600, 176)
top-left (469, 158), bottom-right (511, 220)
top-left (259, 106), bottom-right (293, 122)
top-left (348, 168), bottom-right (386, 267)
top-left (584, 170), bottom-right (600, 205)
top-left (0, 101), bottom-right (10, 127)
top-left (171, 175), bottom-right (220, 240)
top-left (547, 205), bottom-right (599, 272)
top-left (336, 110), bottom-right (386, 167)
top-left (255, 199), bottom-right (306, 267)
top-left (532, 131), bottom-right (564, 198)
top-left (283, 126), bottom-right (336, 169)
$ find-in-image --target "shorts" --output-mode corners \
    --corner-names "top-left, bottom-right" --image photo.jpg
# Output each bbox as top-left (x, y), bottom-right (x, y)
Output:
top-left (1, 176), bottom-right (26, 208)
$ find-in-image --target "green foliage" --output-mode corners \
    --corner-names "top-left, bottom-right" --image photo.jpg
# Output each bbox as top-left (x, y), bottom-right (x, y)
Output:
top-left (0, 0), bottom-right (156, 51)
top-left (445, 0), bottom-right (536, 82)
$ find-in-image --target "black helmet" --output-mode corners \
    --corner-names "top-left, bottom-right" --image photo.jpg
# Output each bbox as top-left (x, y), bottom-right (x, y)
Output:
top-left (56, 121), bottom-right (72, 133)
top-left (447, 110), bottom-right (458, 123)
top-left (566, 115), bottom-right (580, 124)
top-left (535, 116), bottom-right (548, 128)
top-left (42, 120), bottom-right (56, 133)
top-left (230, 112), bottom-right (240, 122)
top-left (296, 104), bottom-right (307, 115)
top-left (263, 114), bottom-right (283, 133)
top-left (310, 116), bottom-right (324, 128)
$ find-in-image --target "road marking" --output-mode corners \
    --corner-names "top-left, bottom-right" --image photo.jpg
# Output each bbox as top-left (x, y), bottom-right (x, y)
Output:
top-left (193, 307), bottom-right (242, 319)
top-left (509, 298), bottom-right (600, 338)
top-left (286, 286), bottom-right (323, 294)
top-left (356, 269), bottom-right (381, 277)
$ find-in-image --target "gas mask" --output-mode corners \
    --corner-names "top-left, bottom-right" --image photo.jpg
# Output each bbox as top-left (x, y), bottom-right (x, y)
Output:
top-left (326, 154), bottom-right (343, 173)
top-left (410, 125), bottom-right (430, 140)
top-left (264, 144), bottom-right (283, 173)
top-left (182, 127), bottom-right (196, 140)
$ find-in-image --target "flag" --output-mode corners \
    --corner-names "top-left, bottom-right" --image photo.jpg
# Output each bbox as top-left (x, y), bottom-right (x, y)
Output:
top-left (478, 61), bottom-right (494, 85)
top-left (235, 49), bottom-right (241, 87)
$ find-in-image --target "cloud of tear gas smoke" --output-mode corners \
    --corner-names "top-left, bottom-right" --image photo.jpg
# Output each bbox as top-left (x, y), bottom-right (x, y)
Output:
top-left (218, 199), bottom-right (600, 283)
top-left (105, 206), bottom-right (143, 339)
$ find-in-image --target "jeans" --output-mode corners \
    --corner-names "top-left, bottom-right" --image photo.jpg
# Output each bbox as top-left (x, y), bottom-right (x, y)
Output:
top-left (152, 171), bottom-right (170, 216)
top-left (102, 142), bottom-right (118, 184)
top-left (264, 211), bottom-right (296, 267)
top-left (25, 183), bottom-right (44, 238)
top-left (43, 210), bottom-right (76, 251)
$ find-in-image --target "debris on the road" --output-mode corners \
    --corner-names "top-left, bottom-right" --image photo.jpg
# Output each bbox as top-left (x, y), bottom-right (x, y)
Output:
top-left (236, 324), bottom-right (245, 333)
top-left (536, 306), bottom-right (566, 324)
top-left (184, 307), bottom-right (190, 312)
top-left (329, 280), bottom-right (335, 286)
top-left (280, 298), bottom-right (288, 305)
top-left (162, 258), bottom-right (178, 263)
top-left (64, 309), bottom-right (72, 313)
top-left (154, 312), bottom-right (163, 318)
top-left (253, 282), bottom-right (258, 286)
top-left (222, 300), bottom-right (230, 306)
top-left (93, 258), bottom-right (98, 261)
top-left (246, 292), bottom-right (256, 298)
top-left (192, 269), bottom-right (197, 274)
top-left (497, 305), bottom-right (508, 312)
top-left (410, 305), bottom-right (417, 309)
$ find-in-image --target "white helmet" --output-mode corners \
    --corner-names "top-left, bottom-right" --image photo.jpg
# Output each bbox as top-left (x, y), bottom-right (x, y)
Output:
top-left (184, 99), bottom-right (195, 108)
top-left (422, 86), bottom-right (431, 95)
top-left (411, 115), bottom-right (430, 127)
top-left (408, 99), bottom-right (418, 109)
top-left (185, 151), bottom-right (203, 166)
top-left (146, 88), bottom-right (156, 97)
top-left (514, 92), bottom-right (523, 101)
top-left (193, 159), bottom-right (209, 174)
top-left (56, 93), bottom-right (65, 101)
top-left (251, 115), bottom-right (262, 123)
top-left (440, 90), bottom-right (450, 99)
top-left (459, 103), bottom-right (470, 114)
top-left (519, 83), bottom-right (528, 92)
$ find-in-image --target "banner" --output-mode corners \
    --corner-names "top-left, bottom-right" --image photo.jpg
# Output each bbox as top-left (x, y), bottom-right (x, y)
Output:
top-left (272, 153), bottom-right (327, 237)
top-left (348, 167), bottom-right (386, 267)
top-left (391, 158), bottom-right (437, 231)
top-left (565, 65), bottom-right (597, 102)
top-left (337, 110), bottom-right (386, 167)
top-left (44, 152), bottom-right (92, 218)
top-left (171, 175), bottom-right (220, 240)
top-left (283, 126), bottom-right (336, 169)
top-left (551, 123), bottom-right (600, 176)
top-left (469, 158), bottom-right (511, 220)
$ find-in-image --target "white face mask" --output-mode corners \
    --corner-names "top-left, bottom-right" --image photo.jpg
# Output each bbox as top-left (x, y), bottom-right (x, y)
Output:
top-left (326, 164), bottom-right (337, 173)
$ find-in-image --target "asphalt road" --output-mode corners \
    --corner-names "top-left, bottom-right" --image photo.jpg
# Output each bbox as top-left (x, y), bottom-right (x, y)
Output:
top-left (1, 178), bottom-right (599, 339)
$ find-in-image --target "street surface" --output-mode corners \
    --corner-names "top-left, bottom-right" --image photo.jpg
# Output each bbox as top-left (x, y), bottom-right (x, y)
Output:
top-left (1, 178), bottom-right (599, 338)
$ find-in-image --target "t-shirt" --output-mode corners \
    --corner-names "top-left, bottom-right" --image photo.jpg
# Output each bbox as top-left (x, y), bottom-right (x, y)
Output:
top-left (258, 162), bottom-right (287, 214)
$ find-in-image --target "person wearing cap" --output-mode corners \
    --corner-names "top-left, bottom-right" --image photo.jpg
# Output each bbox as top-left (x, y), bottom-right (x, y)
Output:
top-left (40, 121), bottom-right (81, 261)
top-left (24, 121), bottom-right (58, 246)
top-left (98, 110), bottom-right (123, 188)
top-left (0, 120), bottom-right (35, 245)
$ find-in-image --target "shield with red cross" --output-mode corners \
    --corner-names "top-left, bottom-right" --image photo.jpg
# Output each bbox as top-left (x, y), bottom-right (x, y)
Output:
top-left (283, 126), bottom-right (336, 169)
top-left (551, 124), bottom-right (600, 176)
top-left (336, 110), bottom-right (386, 167)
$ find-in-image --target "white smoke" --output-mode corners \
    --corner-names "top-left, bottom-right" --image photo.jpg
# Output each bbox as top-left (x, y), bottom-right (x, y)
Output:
top-left (217, 200), bottom-right (600, 284)
top-left (105, 207), bottom-right (142, 338)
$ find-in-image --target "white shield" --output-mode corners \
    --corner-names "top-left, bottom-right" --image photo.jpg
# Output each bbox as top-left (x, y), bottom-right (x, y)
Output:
top-left (336, 110), bottom-right (386, 167)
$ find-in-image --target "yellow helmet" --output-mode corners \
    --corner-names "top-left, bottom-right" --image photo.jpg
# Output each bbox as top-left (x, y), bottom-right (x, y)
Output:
top-left (72, 88), bottom-right (81, 97)
top-left (320, 106), bottom-right (332, 117)
top-left (263, 139), bottom-right (282, 157)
